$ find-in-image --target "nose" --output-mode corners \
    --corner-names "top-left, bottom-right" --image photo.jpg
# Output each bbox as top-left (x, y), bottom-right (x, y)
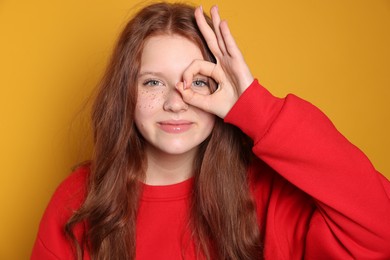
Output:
top-left (163, 87), bottom-right (189, 112)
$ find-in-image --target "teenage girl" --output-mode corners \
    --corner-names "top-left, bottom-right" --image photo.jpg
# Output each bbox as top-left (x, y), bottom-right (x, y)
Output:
top-left (32, 3), bottom-right (390, 259)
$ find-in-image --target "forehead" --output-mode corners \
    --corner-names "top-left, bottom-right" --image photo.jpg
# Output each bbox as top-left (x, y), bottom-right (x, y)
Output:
top-left (140, 34), bottom-right (204, 71)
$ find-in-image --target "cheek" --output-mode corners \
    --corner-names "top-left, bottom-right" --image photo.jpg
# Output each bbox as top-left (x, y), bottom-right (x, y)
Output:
top-left (198, 111), bottom-right (216, 133)
top-left (135, 89), bottom-right (164, 114)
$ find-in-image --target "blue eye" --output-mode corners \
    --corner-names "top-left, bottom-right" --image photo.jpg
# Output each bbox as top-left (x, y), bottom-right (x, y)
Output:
top-left (192, 79), bottom-right (208, 87)
top-left (143, 79), bottom-right (163, 86)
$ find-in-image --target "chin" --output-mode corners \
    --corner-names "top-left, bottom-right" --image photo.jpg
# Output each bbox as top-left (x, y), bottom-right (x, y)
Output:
top-left (160, 146), bottom-right (197, 156)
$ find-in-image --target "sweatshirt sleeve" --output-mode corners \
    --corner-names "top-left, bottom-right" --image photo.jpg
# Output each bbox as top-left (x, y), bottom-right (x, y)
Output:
top-left (224, 80), bottom-right (390, 259)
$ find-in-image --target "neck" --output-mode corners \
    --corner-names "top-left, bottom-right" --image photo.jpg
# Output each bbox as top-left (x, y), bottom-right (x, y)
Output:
top-left (144, 145), bottom-right (197, 185)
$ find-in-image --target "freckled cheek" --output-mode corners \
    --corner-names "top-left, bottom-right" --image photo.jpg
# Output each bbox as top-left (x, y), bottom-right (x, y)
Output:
top-left (136, 91), bottom-right (165, 111)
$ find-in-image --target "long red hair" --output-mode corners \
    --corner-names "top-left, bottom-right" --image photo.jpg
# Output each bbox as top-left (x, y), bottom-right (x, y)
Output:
top-left (65, 2), bottom-right (262, 259)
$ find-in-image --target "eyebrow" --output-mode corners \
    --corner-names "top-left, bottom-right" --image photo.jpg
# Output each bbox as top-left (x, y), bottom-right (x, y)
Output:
top-left (138, 71), bottom-right (165, 78)
top-left (138, 71), bottom-right (209, 80)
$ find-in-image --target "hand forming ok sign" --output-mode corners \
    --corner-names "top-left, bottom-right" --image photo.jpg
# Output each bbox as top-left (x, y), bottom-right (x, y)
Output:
top-left (176, 5), bottom-right (254, 119)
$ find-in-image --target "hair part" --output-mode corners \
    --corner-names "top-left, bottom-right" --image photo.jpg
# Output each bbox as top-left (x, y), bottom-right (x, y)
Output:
top-left (65, 2), bottom-right (262, 259)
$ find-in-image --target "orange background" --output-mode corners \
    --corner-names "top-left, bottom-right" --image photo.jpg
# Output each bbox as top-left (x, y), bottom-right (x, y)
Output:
top-left (0, 0), bottom-right (389, 259)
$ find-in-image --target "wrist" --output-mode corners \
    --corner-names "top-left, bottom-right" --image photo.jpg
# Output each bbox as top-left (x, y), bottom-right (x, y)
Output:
top-left (239, 73), bottom-right (255, 96)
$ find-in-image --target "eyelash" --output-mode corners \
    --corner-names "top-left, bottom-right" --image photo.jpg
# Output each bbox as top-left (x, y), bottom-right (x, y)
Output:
top-left (192, 79), bottom-right (209, 87)
top-left (143, 79), bottom-right (163, 87)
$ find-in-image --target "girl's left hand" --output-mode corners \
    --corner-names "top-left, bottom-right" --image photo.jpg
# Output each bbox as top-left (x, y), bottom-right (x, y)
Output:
top-left (176, 5), bottom-right (254, 119)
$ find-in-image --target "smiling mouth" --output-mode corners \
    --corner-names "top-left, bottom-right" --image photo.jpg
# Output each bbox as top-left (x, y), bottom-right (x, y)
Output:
top-left (158, 121), bottom-right (193, 133)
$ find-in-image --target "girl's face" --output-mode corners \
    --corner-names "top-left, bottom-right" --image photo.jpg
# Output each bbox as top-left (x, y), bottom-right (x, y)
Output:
top-left (135, 34), bottom-right (215, 156)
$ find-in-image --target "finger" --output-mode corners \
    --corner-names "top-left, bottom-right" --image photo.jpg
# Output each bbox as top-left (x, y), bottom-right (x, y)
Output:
top-left (182, 60), bottom-right (222, 90)
top-left (175, 82), bottom-right (212, 113)
top-left (194, 6), bottom-right (222, 57)
top-left (210, 5), bottom-right (227, 55)
top-left (220, 20), bottom-right (241, 58)
top-left (176, 81), bottom-right (233, 119)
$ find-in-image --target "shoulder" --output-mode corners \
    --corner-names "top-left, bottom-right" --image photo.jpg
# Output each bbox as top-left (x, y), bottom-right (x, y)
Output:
top-left (49, 164), bottom-right (89, 213)
top-left (31, 164), bottom-right (90, 259)
top-left (56, 164), bottom-right (89, 199)
top-left (248, 159), bottom-right (315, 258)
top-left (248, 157), bottom-right (314, 223)
top-left (40, 164), bottom-right (89, 228)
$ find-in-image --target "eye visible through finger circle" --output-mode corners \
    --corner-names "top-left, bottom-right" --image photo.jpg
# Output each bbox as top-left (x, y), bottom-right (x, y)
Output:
top-left (191, 78), bottom-right (211, 94)
top-left (192, 79), bottom-right (208, 87)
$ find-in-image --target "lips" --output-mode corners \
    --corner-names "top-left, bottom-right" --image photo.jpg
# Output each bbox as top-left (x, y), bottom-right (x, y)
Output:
top-left (158, 120), bottom-right (193, 133)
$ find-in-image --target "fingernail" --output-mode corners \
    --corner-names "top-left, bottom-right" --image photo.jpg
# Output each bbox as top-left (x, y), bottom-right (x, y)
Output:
top-left (183, 80), bottom-right (187, 89)
top-left (199, 5), bottom-right (203, 12)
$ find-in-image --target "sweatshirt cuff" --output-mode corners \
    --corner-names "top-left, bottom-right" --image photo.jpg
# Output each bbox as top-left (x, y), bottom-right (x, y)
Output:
top-left (224, 79), bottom-right (284, 144)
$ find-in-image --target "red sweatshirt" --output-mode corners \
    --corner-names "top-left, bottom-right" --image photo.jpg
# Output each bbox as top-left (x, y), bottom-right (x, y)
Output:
top-left (31, 80), bottom-right (390, 259)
